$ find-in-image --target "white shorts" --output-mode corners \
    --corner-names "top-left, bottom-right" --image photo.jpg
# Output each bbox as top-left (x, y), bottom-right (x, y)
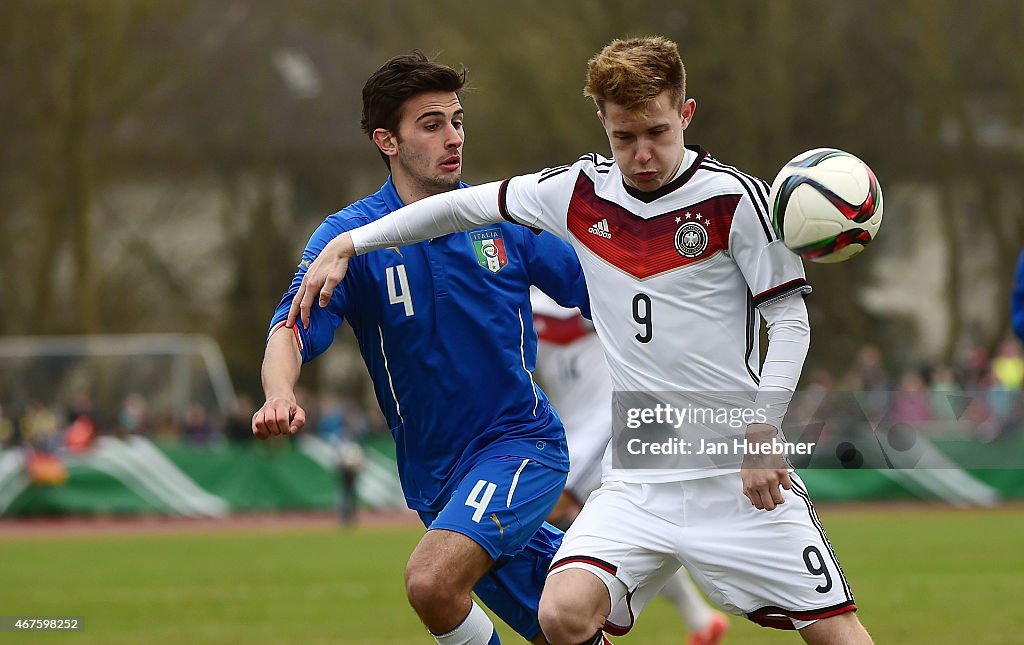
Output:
top-left (548, 472), bottom-right (856, 634)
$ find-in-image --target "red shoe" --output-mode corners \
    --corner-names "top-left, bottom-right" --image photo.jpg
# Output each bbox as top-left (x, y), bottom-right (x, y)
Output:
top-left (688, 612), bottom-right (730, 645)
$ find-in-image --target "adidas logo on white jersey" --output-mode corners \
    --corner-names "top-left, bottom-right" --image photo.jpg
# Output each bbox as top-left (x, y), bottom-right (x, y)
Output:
top-left (588, 218), bottom-right (612, 239)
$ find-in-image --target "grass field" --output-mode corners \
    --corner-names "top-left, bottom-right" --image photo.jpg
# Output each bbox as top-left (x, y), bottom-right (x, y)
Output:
top-left (2, 507), bottom-right (1023, 644)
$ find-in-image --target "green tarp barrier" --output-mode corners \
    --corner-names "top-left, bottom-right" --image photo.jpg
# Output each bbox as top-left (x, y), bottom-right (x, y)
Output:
top-left (3, 437), bottom-right (1023, 517)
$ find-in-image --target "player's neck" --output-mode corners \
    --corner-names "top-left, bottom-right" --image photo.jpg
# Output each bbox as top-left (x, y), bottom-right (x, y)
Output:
top-left (392, 179), bottom-right (426, 206)
top-left (391, 176), bottom-right (453, 206)
top-left (664, 156), bottom-right (684, 183)
top-left (670, 147), bottom-right (698, 181)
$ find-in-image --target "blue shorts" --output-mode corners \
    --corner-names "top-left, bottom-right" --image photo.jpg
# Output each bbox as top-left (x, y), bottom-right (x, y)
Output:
top-left (418, 455), bottom-right (566, 640)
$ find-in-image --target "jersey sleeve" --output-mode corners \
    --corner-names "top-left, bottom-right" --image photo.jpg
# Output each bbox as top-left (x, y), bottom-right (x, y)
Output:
top-left (728, 185), bottom-right (812, 425)
top-left (728, 188), bottom-right (812, 308)
top-left (268, 214), bottom-right (353, 362)
top-left (1014, 248), bottom-right (1024, 342)
top-left (499, 163), bottom-right (580, 242)
top-left (755, 295), bottom-right (811, 428)
top-left (523, 230), bottom-right (591, 319)
top-left (350, 183), bottom-right (505, 254)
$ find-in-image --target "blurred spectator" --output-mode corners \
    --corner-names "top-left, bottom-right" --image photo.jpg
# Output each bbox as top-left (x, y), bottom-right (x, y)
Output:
top-left (67, 391), bottom-right (96, 427)
top-left (853, 344), bottom-right (891, 420)
top-left (979, 340), bottom-right (1024, 442)
top-left (980, 389), bottom-right (1018, 442)
top-left (962, 344), bottom-right (992, 390)
top-left (26, 451), bottom-right (68, 486)
top-left (806, 368), bottom-right (835, 391)
top-left (991, 339), bottom-right (1024, 391)
top-left (115, 393), bottom-right (151, 438)
top-left (1013, 247), bottom-right (1024, 342)
top-left (856, 344), bottom-right (891, 391)
top-left (154, 411), bottom-right (181, 444)
top-left (890, 370), bottom-right (933, 424)
top-left (786, 368), bottom-right (834, 428)
top-left (21, 402), bottom-right (61, 452)
top-left (338, 438), bottom-right (365, 526)
top-left (181, 403), bottom-right (215, 445)
top-left (316, 395), bottom-right (346, 443)
top-left (928, 365), bottom-right (963, 421)
top-left (0, 404), bottom-right (15, 448)
top-left (223, 393), bottom-right (255, 444)
top-left (64, 392), bottom-right (98, 452)
top-left (65, 412), bottom-right (96, 453)
top-left (317, 394), bottom-right (368, 526)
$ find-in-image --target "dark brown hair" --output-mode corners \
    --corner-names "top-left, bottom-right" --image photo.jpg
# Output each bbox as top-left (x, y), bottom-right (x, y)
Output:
top-left (361, 51), bottom-right (466, 168)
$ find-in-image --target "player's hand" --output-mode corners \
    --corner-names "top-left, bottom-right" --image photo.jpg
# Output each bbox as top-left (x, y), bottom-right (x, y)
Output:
top-left (252, 395), bottom-right (307, 440)
top-left (287, 232), bottom-right (356, 329)
top-left (740, 423), bottom-right (792, 511)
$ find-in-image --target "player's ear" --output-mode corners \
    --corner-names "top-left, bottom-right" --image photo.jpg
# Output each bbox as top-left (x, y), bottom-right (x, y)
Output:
top-left (597, 109), bottom-right (606, 129)
top-left (373, 128), bottom-right (399, 159)
top-left (680, 98), bottom-right (696, 131)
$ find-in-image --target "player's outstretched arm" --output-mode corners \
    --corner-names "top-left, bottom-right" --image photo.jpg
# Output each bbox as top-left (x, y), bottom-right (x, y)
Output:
top-left (252, 327), bottom-right (307, 440)
top-left (741, 295), bottom-right (810, 510)
top-left (287, 182), bottom-right (507, 328)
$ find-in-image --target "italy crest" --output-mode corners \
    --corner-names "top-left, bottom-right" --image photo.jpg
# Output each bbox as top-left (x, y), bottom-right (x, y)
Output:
top-left (470, 229), bottom-right (508, 273)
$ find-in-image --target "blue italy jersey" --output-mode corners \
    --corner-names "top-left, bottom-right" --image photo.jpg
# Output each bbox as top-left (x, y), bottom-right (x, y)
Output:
top-left (1014, 248), bottom-right (1024, 342)
top-left (270, 178), bottom-right (590, 512)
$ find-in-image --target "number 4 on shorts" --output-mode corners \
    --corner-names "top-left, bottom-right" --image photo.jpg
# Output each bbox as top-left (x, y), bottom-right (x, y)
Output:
top-left (465, 479), bottom-right (497, 523)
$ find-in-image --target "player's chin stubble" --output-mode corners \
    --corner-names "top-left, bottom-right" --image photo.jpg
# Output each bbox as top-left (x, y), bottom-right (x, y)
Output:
top-left (429, 173), bottom-right (461, 193)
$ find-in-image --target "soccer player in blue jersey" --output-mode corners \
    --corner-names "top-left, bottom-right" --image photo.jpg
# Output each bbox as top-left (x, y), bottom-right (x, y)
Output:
top-left (1014, 248), bottom-right (1024, 342)
top-left (252, 52), bottom-right (591, 645)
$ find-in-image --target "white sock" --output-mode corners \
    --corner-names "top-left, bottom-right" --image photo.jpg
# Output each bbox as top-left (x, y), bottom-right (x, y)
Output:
top-left (659, 569), bottom-right (713, 631)
top-left (432, 601), bottom-right (499, 645)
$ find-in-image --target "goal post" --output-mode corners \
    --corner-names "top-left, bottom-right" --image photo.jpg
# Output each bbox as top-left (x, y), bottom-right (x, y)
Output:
top-left (0, 334), bottom-right (237, 417)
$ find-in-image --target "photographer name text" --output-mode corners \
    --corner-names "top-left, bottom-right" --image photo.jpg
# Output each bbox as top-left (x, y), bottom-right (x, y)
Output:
top-left (625, 437), bottom-right (815, 456)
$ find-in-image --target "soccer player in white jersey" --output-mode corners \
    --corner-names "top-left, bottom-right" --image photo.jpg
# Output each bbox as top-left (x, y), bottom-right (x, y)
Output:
top-left (532, 287), bottom-right (730, 645)
top-left (289, 36), bottom-right (873, 645)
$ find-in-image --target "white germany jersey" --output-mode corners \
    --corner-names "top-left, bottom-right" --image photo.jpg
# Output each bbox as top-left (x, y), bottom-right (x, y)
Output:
top-left (501, 146), bottom-right (811, 482)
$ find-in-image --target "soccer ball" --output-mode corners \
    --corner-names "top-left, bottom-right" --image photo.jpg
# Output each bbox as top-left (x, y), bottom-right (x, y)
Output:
top-left (769, 148), bottom-right (884, 263)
